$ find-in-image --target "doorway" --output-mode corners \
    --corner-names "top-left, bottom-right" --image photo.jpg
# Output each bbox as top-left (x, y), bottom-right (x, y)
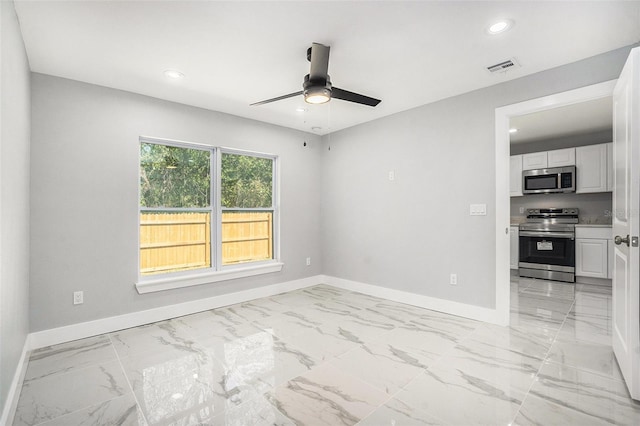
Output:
top-left (494, 80), bottom-right (617, 324)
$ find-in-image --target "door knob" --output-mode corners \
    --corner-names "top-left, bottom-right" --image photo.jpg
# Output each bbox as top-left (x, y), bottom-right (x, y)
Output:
top-left (614, 235), bottom-right (630, 246)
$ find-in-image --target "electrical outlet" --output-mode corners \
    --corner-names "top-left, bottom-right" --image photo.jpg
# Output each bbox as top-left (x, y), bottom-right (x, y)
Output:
top-left (449, 274), bottom-right (457, 286)
top-left (73, 291), bottom-right (84, 305)
top-left (388, 171), bottom-right (395, 181)
top-left (519, 206), bottom-right (525, 214)
top-left (306, 257), bottom-right (311, 266)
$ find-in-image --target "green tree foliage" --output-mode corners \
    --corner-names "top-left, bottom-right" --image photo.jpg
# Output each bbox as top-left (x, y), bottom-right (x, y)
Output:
top-left (221, 153), bottom-right (273, 208)
top-left (140, 143), bottom-right (211, 208)
top-left (140, 143), bottom-right (273, 210)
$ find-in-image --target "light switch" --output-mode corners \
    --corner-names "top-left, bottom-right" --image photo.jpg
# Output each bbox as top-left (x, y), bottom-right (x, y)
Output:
top-left (470, 204), bottom-right (487, 216)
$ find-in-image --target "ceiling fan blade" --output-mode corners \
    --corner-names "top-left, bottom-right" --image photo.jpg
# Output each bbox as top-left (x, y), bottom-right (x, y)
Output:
top-left (332, 87), bottom-right (381, 107)
top-left (309, 43), bottom-right (330, 82)
top-left (250, 91), bottom-right (303, 106)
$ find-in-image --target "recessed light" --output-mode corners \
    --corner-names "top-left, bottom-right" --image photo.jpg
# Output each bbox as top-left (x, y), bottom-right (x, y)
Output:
top-left (487, 19), bottom-right (513, 35)
top-left (509, 128), bottom-right (519, 134)
top-left (163, 69), bottom-right (184, 80)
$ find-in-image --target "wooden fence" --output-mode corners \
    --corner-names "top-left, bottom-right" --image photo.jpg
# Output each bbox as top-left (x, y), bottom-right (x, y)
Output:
top-left (140, 211), bottom-right (272, 275)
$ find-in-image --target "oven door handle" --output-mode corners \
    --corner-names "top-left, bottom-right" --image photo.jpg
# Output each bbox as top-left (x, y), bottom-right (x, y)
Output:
top-left (519, 231), bottom-right (575, 239)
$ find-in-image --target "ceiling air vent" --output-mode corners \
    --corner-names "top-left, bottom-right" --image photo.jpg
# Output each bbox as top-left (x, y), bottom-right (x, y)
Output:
top-left (487, 58), bottom-right (520, 73)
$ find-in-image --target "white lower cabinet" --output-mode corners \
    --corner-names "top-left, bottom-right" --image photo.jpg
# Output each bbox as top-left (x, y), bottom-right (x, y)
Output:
top-left (575, 226), bottom-right (613, 279)
top-left (510, 226), bottom-right (519, 270)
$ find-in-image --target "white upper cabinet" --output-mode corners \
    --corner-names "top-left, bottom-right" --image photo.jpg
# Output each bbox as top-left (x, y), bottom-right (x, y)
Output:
top-left (547, 148), bottom-right (576, 167)
top-left (522, 152), bottom-right (548, 170)
top-left (510, 155), bottom-right (523, 197)
top-left (576, 143), bottom-right (608, 193)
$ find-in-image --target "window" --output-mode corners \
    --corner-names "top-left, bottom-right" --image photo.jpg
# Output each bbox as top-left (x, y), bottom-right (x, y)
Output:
top-left (139, 138), bottom-right (279, 287)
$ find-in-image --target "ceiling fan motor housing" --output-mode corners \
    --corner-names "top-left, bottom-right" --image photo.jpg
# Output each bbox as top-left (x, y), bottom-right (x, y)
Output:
top-left (303, 74), bottom-right (332, 104)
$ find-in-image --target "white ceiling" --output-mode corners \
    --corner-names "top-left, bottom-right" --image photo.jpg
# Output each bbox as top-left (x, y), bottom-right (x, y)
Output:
top-left (13, 1), bottom-right (640, 135)
top-left (510, 96), bottom-right (613, 144)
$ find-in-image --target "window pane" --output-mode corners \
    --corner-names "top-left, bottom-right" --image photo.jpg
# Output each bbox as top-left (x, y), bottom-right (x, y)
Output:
top-left (221, 153), bottom-right (273, 208)
top-left (140, 211), bottom-right (211, 275)
top-left (140, 143), bottom-right (211, 208)
top-left (222, 211), bottom-right (273, 265)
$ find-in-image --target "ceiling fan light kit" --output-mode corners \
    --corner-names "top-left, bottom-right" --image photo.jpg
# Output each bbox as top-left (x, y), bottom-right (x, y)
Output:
top-left (251, 42), bottom-right (381, 107)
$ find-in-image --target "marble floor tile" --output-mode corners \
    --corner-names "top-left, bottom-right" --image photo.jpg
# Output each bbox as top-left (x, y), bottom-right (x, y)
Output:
top-left (397, 365), bottom-right (526, 426)
top-left (513, 393), bottom-right (610, 426)
top-left (441, 338), bottom-right (544, 395)
top-left (530, 361), bottom-right (640, 425)
top-left (211, 395), bottom-right (294, 426)
top-left (555, 310), bottom-right (612, 346)
top-left (203, 332), bottom-right (319, 390)
top-left (24, 335), bottom-right (117, 382)
top-left (36, 394), bottom-right (146, 426)
top-left (546, 338), bottom-right (623, 381)
top-left (377, 322), bottom-right (462, 363)
top-left (469, 323), bottom-right (553, 360)
top-left (14, 361), bottom-right (129, 426)
top-left (123, 348), bottom-right (262, 425)
top-left (265, 363), bottom-right (388, 426)
top-left (13, 281), bottom-right (633, 426)
top-left (331, 340), bottom-right (429, 394)
top-left (519, 279), bottom-right (575, 299)
top-left (357, 397), bottom-right (444, 425)
top-left (110, 319), bottom-right (197, 358)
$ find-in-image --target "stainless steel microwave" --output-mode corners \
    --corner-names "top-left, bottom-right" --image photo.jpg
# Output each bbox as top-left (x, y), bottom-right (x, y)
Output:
top-left (522, 166), bottom-right (576, 194)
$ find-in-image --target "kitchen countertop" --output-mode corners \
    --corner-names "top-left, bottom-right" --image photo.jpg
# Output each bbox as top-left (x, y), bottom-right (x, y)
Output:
top-left (575, 224), bottom-right (612, 228)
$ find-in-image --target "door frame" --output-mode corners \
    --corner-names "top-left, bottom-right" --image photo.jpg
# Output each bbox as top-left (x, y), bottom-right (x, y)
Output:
top-left (494, 80), bottom-right (617, 325)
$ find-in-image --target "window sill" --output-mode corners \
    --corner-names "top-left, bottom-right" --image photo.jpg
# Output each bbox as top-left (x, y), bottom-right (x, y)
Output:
top-left (135, 262), bottom-right (284, 294)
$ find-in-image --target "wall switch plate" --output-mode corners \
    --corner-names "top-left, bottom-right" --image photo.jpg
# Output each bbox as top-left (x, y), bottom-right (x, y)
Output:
top-left (470, 204), bottom-right (487, 216)
top-left (73, 291), bottom-right (84, 305)
top-left (388, 171), bottom-right (395, 181)
top-left (306, 257), bottom-right (311, 266)
top-left (449, 274), bottom-right (457, 285)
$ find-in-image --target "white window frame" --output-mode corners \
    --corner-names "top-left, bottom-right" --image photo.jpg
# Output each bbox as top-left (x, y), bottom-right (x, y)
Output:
top-left (136, 137), bottom-right (282, 294)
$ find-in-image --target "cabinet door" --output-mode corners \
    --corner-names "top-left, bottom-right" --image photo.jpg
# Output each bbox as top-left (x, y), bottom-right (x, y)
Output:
top-left (522, 152), bottom-right (548, 170)
top-left (576, 144), bottom-right (607, 193)
top-left (608, 239), bottom-right (614, 279)
top-left (510, 155), bottom-right (523, 197)
top-left (510, 226), bottom-right (519, 269)
top-left (576, 238), bottom-right (608, 278)
top-left (548, 148), bottom-right (576, 167)
top-left (607, 142), bottom-right (613, 192)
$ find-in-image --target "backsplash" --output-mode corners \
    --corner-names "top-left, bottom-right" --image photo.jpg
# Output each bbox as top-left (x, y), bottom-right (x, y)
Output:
top-left (510, 192), bottom-right (612, 224)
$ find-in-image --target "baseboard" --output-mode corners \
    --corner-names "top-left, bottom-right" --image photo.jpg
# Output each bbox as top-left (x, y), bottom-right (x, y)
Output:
top-left (322, 275), bottom-right (504, 325)
top-left (576, 276), bottom-right (612, 286)
top-left (29, 275), bottom-right (323, 350)
top-left (1, 336), bottom-right (31, 426)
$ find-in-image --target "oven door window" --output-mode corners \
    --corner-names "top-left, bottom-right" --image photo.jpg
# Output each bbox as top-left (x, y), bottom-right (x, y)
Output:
top-left (519, 235), bottom-right (575, 267)
top-left (524, 174), bottom-right (558, 191)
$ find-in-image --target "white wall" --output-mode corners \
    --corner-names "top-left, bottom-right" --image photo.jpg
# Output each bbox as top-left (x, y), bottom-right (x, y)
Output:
top-left (0, 0), bottom-right (31, 414)
top-left (30, 74), bottom-right (323, 331)
top-left (320, 45), bottom-right (635, 309)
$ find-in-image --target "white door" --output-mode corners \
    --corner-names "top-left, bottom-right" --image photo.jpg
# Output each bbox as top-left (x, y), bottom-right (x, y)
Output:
top-left (612, 47), bottom-right (640, 401)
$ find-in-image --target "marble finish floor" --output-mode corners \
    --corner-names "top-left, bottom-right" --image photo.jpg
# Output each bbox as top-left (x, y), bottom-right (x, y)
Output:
top-left (12, 280), bottom-right (640, 425)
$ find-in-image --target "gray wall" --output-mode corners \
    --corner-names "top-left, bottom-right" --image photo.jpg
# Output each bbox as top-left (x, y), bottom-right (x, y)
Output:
top-left (320, 45), bottom-right (634, 309)
top-left (0, 0), bottom-right (31, 412)
top-left (30, 74), bottom-right (323, 331)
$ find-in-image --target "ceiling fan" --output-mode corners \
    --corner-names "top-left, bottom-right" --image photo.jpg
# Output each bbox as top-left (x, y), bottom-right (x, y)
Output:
top-left (251, 42), bottom-right (381, 107)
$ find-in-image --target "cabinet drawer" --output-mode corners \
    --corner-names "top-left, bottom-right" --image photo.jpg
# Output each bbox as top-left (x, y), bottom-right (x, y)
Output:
top-left (575, 227), bottom-right (612, 239)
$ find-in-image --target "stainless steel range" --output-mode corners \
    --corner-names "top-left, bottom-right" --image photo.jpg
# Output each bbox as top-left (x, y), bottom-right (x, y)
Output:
top-left (519, 208), bottom-right (578, 283)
